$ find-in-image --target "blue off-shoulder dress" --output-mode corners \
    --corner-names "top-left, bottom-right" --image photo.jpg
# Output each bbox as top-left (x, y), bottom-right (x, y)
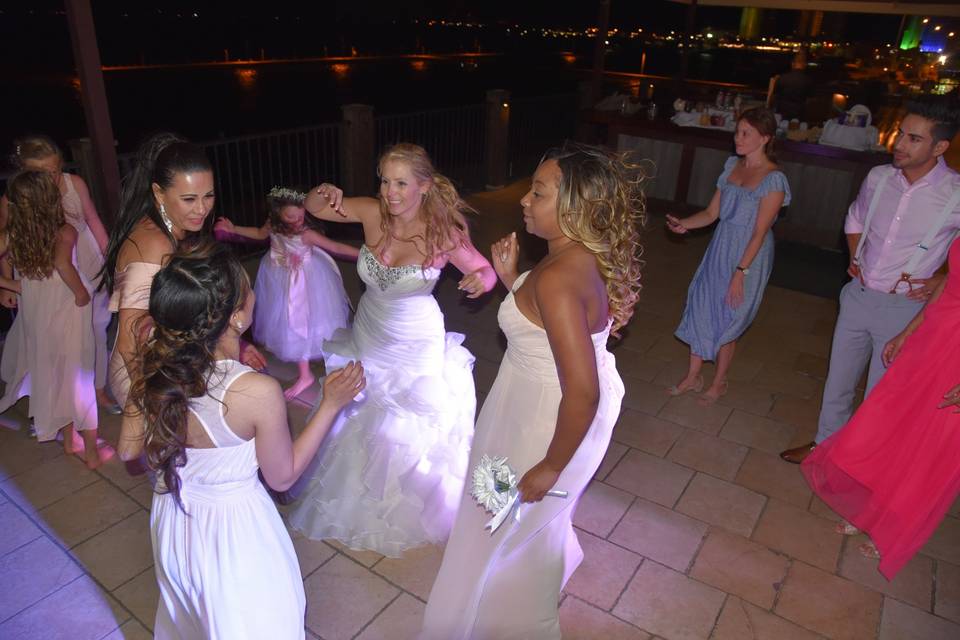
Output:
top-left (675, 156), bottom-right (791, 361)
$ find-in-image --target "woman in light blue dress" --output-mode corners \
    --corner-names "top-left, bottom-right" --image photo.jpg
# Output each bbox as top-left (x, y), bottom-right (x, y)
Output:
top-left (666, 108), bottom-right (790, 404)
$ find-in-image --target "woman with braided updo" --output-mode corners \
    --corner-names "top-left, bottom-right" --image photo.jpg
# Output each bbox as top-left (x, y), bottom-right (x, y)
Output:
top-left (422, 142), bottom-right (643, 639)
top-left (118, 239), bottom-right (364, 639)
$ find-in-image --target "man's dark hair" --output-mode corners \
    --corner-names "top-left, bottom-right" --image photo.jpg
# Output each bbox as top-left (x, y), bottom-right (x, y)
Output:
top-left (905, 97), bottom-right (960, 143)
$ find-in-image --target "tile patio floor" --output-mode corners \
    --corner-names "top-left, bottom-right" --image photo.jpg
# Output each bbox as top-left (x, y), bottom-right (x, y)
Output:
top-left (2, 180), bottom-right (960, 639)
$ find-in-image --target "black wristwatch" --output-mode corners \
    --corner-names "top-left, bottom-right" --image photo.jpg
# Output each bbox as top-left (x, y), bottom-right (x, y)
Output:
top-left (736, 265), bottom-right (750, 275)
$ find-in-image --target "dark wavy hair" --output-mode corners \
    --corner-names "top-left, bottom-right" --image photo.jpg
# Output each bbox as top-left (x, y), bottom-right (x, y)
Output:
top-left (128, 237), bottom-right (250, 511)
top-left (906, 96), bottom-right (960, 143)
top-left (99, 132), bottom-right (213, 294)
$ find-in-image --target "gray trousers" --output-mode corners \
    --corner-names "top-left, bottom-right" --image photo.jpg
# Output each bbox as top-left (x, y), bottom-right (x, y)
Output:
top-left (815, 281), bottom-right (924, 443)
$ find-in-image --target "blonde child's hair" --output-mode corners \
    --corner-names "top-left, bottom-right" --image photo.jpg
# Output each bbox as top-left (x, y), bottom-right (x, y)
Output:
top-left (5, 170), bottom-right (66, 279)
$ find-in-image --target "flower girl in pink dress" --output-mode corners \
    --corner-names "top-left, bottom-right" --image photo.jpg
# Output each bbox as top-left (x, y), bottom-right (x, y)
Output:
top-left (215, 187), bottom-right (358, 399)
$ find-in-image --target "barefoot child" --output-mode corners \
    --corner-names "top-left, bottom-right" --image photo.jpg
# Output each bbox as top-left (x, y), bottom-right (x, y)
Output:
top-left (0, 171), bottom-right (103, 468)
top-left (215, 187), bottom-right (358, 399)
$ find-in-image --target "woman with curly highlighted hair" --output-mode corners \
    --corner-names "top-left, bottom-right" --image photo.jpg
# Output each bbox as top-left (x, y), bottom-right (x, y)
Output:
top-left (0, 171), bottom-right (103, 467)
top-left (421, 141), bottom-right (644, 639)
top-left (287, 143), bottom-right (496, 556)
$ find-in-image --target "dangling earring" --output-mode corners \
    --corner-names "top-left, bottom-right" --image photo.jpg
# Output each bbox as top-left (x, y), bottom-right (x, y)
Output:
top-left (158, 203), bottom-right (174, 234)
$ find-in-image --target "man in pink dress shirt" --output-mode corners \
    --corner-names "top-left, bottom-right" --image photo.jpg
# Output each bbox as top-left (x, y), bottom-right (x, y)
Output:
top-left (782, 99), bottom-right (960, 463)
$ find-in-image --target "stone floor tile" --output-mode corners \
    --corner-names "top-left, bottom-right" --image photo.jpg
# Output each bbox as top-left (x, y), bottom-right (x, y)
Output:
top-left (111, 568), bottom-right (159, 632)
top-left (101, 619), bottom-right (153, 640)
top-left (676, 473), bottom-right (766, 537)
top-left (71, 511), bottom-right (154, 590)
top-left (719, 410), bottom-right (796, 455)
top-left (622, 380), bottom-right (671, 416)
top-left (936, 560), bottom-right (960, 624)
top-left (0, 536), bottom-right (83, 621)
top-left (564, 531), bottom-right (642, 610)
top-left (559, 596), bottom-right (651, 640)
top-left (652, 359), bottom-right (717, 390)
top-left (752, 499), bottom-right (842, 572)
top-left (38, 480), bottom-right (140, 548)
top-left (572, 481), bottom-right (634, 538)
top-left (0, 454), bottom-right (98, 512)
top-left (645, 335), bottom-right (691, 362)
top-left (289, 531), bottom-right (337, 578)
top-left (372, 543), bottom-right (443, 601)
top-left (711, 596), bottom-right (822, 640)
top-left (768, 393), bottom-right (821, 431)
top-left (0, 575), bottom-right (129, 640)
top-left (0, 501), bottom-right (43, 557)
top-left (595, 441), bottom-right (629, 481)
top-left (657, 395), bottom-right (733, 436)
top-left (879, 596), bottom-right (960, 640)
top-left (0, 430), bottom-right (63, 483)
top-left (605, 449), bottom-right (694, 508)
top-left (690, 529), bottom-right (789, 609)
top-left (838, 541), bottom-right (933, 611)
top-left (125, 481), bottom-right (155, 511)
top-left (95, 455), bottom-right (152, 492)
top-left (303, 554), bottom-right (399, 640)
top-left (793, 353), bottom-right (829, 379)
top-left (612, 410), bottom-right (684, 457)
top-left (325, 538), bottom-right (385, 567)
top-left (776, 561), bottom-right (882, 640)
top-left (751, 364), bottom-right (821, 399)
top-left (666, 430), bottom-right (749, 481)
top-left (355, 593), bottom-right (424, 640)
top-left (808, 494), bottom-right (844, 522)
top-left (616, 353), bottom-right (670, 384)
top-left (922, 516), bottom-right (960, 565)
top-left (734, 449), bottom-right (813, 509)
top-left (608, 498), bottom-right (708, 572)
top-left (716, 384), bottom-right (776, 416)
top-left (613, 560), bottom-right (725, 640)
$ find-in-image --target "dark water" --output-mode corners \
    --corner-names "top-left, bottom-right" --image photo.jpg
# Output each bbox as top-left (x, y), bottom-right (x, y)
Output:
top-left (4, 44), bottom-right (800, 155)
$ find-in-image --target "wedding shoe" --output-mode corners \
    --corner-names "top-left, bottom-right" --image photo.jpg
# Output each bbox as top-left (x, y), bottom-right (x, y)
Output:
top-left (667, 375), bottom-right (704, 397)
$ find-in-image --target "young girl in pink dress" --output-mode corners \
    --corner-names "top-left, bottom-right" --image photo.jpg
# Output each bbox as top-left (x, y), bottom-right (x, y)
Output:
top-left (215, 187), bottom-right (358, 399)
top-left (0, 171), bottom-right (103, 468)
top-left (803, 236), bottom-right (960, 579)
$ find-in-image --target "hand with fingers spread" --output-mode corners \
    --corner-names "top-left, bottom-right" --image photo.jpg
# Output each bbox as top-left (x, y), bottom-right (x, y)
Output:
top-left (906, 274), bottom-right (944, 302)
top-left (239, 341), bottom-right (268, 371)
top-left (321, 361), bottom-right (366, 411)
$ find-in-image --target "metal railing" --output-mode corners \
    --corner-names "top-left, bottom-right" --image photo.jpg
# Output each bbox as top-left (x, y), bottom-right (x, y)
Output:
top-left (375, 104), bottom-right (487, 191)
top-left (508, 93), bottom-right (580, 179)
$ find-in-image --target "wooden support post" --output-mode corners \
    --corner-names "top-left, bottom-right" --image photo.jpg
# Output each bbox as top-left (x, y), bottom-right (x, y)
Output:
top-left (64, 0), bottom-right (120, 224)
top-left (340, 104), bottom-right (376, 196)
top-left (485, 89), bottom-right (510, 190)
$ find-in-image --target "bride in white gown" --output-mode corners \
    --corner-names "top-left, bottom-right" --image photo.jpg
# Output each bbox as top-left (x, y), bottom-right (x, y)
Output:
top-left (421, 143), bottom-right (644, 639)
top-left (287, 143), bottom-right (496, 557)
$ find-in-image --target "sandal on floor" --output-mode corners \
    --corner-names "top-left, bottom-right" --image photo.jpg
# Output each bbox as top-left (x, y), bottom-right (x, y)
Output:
top-left (668, 374), bottom-right (704, 397)
top-left (697, 380), bottom-right (729, 406)
top-left (858, 541), bottom-right (880, 560)
top-left (835, 522), bottom-right (860, 536)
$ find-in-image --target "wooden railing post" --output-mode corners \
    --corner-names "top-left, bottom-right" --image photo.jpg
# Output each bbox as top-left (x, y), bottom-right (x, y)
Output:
top-left (340, 104), bottom-right (376, 196)
top-left (67, 138), bottom-right (104, 211)
top-left (485, 89), bottom-right (510, 190)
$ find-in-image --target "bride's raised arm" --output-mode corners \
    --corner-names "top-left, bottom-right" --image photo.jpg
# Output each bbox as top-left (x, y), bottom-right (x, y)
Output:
top-left (304, 183), bottom-right (380, 225)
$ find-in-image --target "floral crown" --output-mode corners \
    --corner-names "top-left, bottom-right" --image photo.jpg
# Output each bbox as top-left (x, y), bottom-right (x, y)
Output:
top-left (267, 186), bottom-right (306, 203)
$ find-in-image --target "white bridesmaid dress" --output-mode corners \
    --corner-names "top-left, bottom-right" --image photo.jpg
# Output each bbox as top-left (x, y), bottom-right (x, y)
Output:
top-left (151, 360), bottom-right (305, 640)
top-left (420, 271), bottom-right (625, 640)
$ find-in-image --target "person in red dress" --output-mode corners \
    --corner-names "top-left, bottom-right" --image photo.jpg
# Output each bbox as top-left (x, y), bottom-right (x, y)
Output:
top-left (802, 237), bottom-right (960, 579)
